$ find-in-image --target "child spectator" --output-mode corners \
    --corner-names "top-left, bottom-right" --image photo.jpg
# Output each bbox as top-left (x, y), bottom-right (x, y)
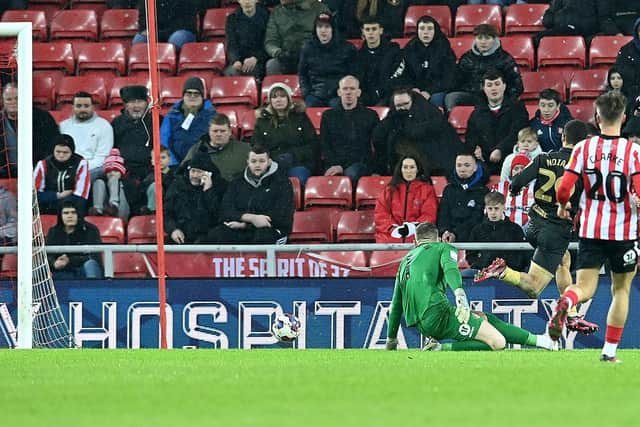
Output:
top-left (142, 146), bottom-right (176, 214)
top-left (529, 88), bottom-right (573, 152)
top-left (500, 127), bottom-right (543, 180)
top-left (496, 153), bottom-right (535, 230)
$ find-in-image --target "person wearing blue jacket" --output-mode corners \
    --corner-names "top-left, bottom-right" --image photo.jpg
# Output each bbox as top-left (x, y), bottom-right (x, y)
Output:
top-left (529, 88), bottom-right (573, 152)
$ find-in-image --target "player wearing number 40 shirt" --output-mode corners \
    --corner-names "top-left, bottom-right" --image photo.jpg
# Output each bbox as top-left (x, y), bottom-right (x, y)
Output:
top-left (475, 120), bottom-right (599, 335)
top-left (549, 91), bottom-right (640, 363)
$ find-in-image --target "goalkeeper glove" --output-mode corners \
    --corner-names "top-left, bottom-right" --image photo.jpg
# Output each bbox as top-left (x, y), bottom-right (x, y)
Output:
top-left (385, 337), bottom-right (398, 350)
top-left (454, 288), bottom-right (470, 324)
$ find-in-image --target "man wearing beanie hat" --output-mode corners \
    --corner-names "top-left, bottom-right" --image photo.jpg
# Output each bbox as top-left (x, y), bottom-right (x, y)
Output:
top-left (89, 148), bottom-right (139, 219)
top-left (34, 134), bottom-right (91, 215)
top-left (160, 76), bottom-right (216, 165)
top-left (163, 151), bottom-right (227, 244)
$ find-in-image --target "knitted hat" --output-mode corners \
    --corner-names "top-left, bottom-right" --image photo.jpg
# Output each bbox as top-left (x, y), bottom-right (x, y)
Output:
top-left (510, 154), bottom-right (530, 175)
top-left (120, 85), bottom-right (148, 103)
top-left (268, 82), bottom-right (293, 100)
top-left (182, 77), bottom-right (205, 97)
top-left (55, 134), bottom-right (75, 153)
top-left (103, 148), bottom-right (127, 175)
top-left (188, 151), bottom-right (216, 173)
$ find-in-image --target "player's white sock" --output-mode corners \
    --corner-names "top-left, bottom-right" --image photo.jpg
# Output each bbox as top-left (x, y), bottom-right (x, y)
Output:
top-left (602, 342), bottom-right (618, 358)
top-left (536, 334), bottom-right (555, 350)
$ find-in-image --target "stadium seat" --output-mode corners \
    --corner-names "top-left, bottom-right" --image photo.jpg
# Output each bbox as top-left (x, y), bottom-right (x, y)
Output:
top-left (1, 10), bottom-right (47, 40)
top-left (113, 253), bottom-right (150, 278)
top-left (504, 3), bottom-right (548, 35)
top-left (431, 175), bottom-right (448, 199)
top-left (84, 216), bottom-right (125, 244)
top-left (96, 108), bottom-right (120, 122)
top-left (355, 176), bottom-right (390, 209)
top-left (288, 210), bottom-right (333, 244)
top-left (56, 75), bottom-right (108, 110)
top-left (261, 74), bottom-right (301, 105)
top-left (304, 176), bottom-right (353, 210)
top-left (336, 211), bottom-right (375, 243)
top-left (128, 42), bottom-right (177, 76)
top-left (33, 75), bottom-right (56, 110)
top-left (589, 35), bottom-right (633, 69)
top-left (74, 41), bottom-right (127, 77)
top-left (127, 215), bottom-right (157, 244)
top-left (40, 214), bottom-right (58, 235)
top-left (404, 5), bottom-right (452, 37)
top-left (567, 103), bottom-right (596, 124)
top-left (454, 4), bottom-right (502, 36)
top-left (178, 41), bottom-right (226, 79)
top-left (201, 7), bottom-right (234, 40)
top-left (519, 71), bottom-right (567, 105)
top-left (289, 177), bottom-right (302, 211)
top-left (48, 110), bottom-right (69, 124)
top-left (305, 107), bottom-right (329, 134)
top-left (163, 253), bottom-right (217, 277)
top-left (369, 106), bottom-right (389, 120)
top-left (486, 174), bottom-right (501, 189)
top-left (501, 35), bottom-right (534, 70)
top-left (569, 69), bottom-right (607, 104)
top-left (526, 104), bottom-right (538, 119)
top-left (346, 38), bottom-right (363, 49)
top-left (0, 178), bottom-right (16, 195)
top-left (209, 76), bottom-right (258, 109)
top-left (448, 106), bottom-right (474, 140)
top-left (100, 8), bottom-right (139, 42)
top-left (450, 36), bottom-right (474, 60)
top-left (108, 75), bottom-right (150, 108)
top-left (237, 109), bottom-right (256, 140)
top-left (50, 9), bottom-right (98, 41)
top-left (537, 36), bottom-right (586, 70)
top-left (0, 254), bottom-right (16, 278)
top-left (160, 76), bottom-right (207, 107)
top-left (391, 37), bottom-right (411, 49)
top-left (33, 42), bottom-right (75, 76)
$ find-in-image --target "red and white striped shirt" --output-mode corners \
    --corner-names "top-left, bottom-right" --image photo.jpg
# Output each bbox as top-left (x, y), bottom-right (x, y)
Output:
top-left (494, 180), bottom-right (534, 229)
top-left (563, 135), bottom-right (640, 241)
top-left (33, 158), bottom-right (91, 199)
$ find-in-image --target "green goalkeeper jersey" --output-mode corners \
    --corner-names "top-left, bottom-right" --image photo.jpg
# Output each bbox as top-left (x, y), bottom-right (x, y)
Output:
top-left (387, 242), bottom-right (463, 339)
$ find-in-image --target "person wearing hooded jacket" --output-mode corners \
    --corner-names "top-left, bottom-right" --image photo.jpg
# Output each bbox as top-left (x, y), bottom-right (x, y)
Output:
top-left (535, 0), bottom-right (599, 46)
top-left (597, 0), bottom-right (640, 36)
top-left (207, 144), bottom-right (294, 244)
top-left (298, 12), bottom-right (357, 107)
top-left (529, 88), bottom-right (573, 152)
top-left (390, 15), bottom-right (457, 108)
top-left (614, 18), bottom-right (640, 100)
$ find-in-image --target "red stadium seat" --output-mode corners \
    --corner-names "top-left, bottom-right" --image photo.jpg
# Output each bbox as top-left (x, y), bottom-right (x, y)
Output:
top-left (336, 211), bottom-right (375, 243)
top-left (128, 42), bottom-right (177, 76)
top-left (288, 210), bottom-right (333, 244)
top-left (95, 108), bottom-right (120, 122)
top-left (504, 3), bottom-right (548, 35)
top-left (526, 104), bottom-right (538, 119)
top-left (127, 215), bottom-right (157, 244)
top-left (305, 107), bottom-right (329, 134)
top-left (569, 69), bottom-right (607, 103)
top-left (0, 178), bottom-right (16, 195)
top-left (346, 38), bottom-right (363, 49)
top-left (0, 254), bottom-right (16, 278)
top-left (454, 4), bottom-right (502, 36)
top-left (33, 75), bottom-right (55, 110)
top-left (567, 103), bottom-right (596, 124)
top-left (289, 177), bottom-right (302, 211)
top-left (84, 216), bottom-right (125, 244)
top-left (163, 253), bottom-right (216, 277)
top-left (391, 37), bottom-right (411, 49)
top-left (1, 9), bottom-right (47, 40)
top-left (537, 36), bottom-right (586, 70)
top-left (178, 41), bottom-right (226, 78)
top-left (520, 71), bottom-right (567, 105)
top-left (431, 175), bottom-right (448, 199)
top-left (304, 176), bottom-right (353, 210)
top-left (50, 9), bottom-right (98, 41)
top-left (369, 106), bottom-right (389, 120)
top-left (113, 253), bottom-right (150, 278)
top-left (160, 76), bottom-right (207, 107)
top-left (201, 7), bottom-right (234, 40)
top-left (48, 110), bottom-right (69, 124)
top-left (100, 8), bottom-right (139, 41)
top-left (486, 174), bottom-right (501, 190)
top-left (56, 75), bottom-right (108, 109)
top-left (108, 75), bottom-right (150, 108)
top-left (404, 5), bottom-right (452, 37)
top-left (589, 35), bottom-right (633, 69)
top-left (450, 36), bottom-right (475, 60)
top-left (74, 41), bottom-right (127, 77)
top-left (355, 176), bottom-right (390, 209)
top-left (209, 76), bottom-right (258, 109)
top-left (448, 106), bottom-right (474, 140)
top-left (237, 109), bottom-right (256, 140)
top-left (501, 35), bottom-right (534, 70)
top-left (33, 42), bottom-right (75, 76)
top-left (40, 214), bottom-right (58, 235)
top-left (261, 74), bottom-right (301, 105)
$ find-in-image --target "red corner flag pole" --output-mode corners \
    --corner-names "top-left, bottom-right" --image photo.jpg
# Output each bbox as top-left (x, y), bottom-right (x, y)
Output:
top-left (145, 0), bottom-right (168, 349)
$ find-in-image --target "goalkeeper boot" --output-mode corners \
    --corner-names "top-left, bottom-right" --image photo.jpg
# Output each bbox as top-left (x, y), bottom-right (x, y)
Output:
top-left (422, 337), bottom-right (442, 351)
top-left (566, 315), bottom-right (599, 335)
top-left (473, 258), bottom-right (506, 283)
top-left (600, 354), bottom-right (622, 364)
top-left (548, 297), bottom-right (570, 341)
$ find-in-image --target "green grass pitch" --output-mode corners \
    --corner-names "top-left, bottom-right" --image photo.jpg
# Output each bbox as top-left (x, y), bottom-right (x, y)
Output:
top-left (0, 349), bottom-right (638, 427)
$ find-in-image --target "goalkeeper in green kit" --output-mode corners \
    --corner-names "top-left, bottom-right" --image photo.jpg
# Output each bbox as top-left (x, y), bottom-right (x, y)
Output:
top-left (386, 222), bottom-right (556, 351)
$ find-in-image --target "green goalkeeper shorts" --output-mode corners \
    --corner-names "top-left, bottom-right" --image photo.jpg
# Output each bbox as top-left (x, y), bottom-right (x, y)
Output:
top-left (416, 303), bottom-right (483, 341)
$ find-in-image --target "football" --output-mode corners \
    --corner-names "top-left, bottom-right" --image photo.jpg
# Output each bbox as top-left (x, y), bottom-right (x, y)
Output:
top-left (272, 313), bottom-right (302, 342)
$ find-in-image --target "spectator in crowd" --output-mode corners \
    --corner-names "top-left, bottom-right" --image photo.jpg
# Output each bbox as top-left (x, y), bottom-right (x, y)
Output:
top-left (372, 87), bottom-right (462, 176)
top-left (0, 0), bottom-right (26, 13)
top-left (500, 127), bottom-right (543, 180)
top-left (298, 12), bottom-right (356, 107)
top-left (535, 0), bottom-right (599, 46)
top-left (34, 134), bottom-right (90, 215)
top-left (355, 0), bottom-right (409, 38)
top-left (142, 146), bottom-right (175, 214)
top-left (374, 155), bottom-right (438, 243)
top-left (0, 83), bottom-right (17, 178)
top-left (33, 106), bottom-right (60, 167)
top-left (59, 92), bottom-right (114, 180)
top-left (445, 24), bottom-right (524, 111)
top-left (466, 70), bottom-right (529, 174)
top-left (319, 75), bottom-right (378, 184)
top-left (112, 85), bottom-right (160, 182)
top-left (529, 88), bottom-right (573, 152)
top-left (390, 15), bottom-right (457, 108)
top-left (181, 114), bottom-right (250, 182)
top-left (496, 153), bottom-right (535, 230)
top-left (252, 83), bottom-right (317, 185)
top-left (0, 183), bottom-right (16, 245)
top-left (623, 116), bottom-right (640, 143)
top-left (437, 150), bottom-right (489, 243)
top-left (354, 16), bottom-right (402, 106)
top-left (207, 145), bottom-right (294, 244)
top-left (164, 152), bottom-right (227, 244)
top-left (89, 148), bottom-right (143, 220)
top-left (46, 201), bottom-right (103, 280)
top-left (615, 19), bottom-right (640, 99)
top-left (597, 0), bottom-right (640, 36)
top-left (133, 0), bottom-right (203, 50)
top-left (160, 77), bottom-right (216, 165)
top-left (607, 66), bottom-right (625, 94)
top-left (467, 191), bottom-right (529, 272)
top-left (264, 0), bottom-right (330, 75)
top-left (225, 0), bottom-right (270, 79)
top-left (107, 0), bottom-right (135, 7)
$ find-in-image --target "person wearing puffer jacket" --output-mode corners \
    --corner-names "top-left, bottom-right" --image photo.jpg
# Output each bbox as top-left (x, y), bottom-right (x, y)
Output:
top-left (614, 17), bottom-right (640, 100)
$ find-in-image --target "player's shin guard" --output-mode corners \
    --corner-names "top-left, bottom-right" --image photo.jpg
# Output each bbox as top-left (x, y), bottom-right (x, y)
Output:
top-left (483, 312), bottom-right (530, 345)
